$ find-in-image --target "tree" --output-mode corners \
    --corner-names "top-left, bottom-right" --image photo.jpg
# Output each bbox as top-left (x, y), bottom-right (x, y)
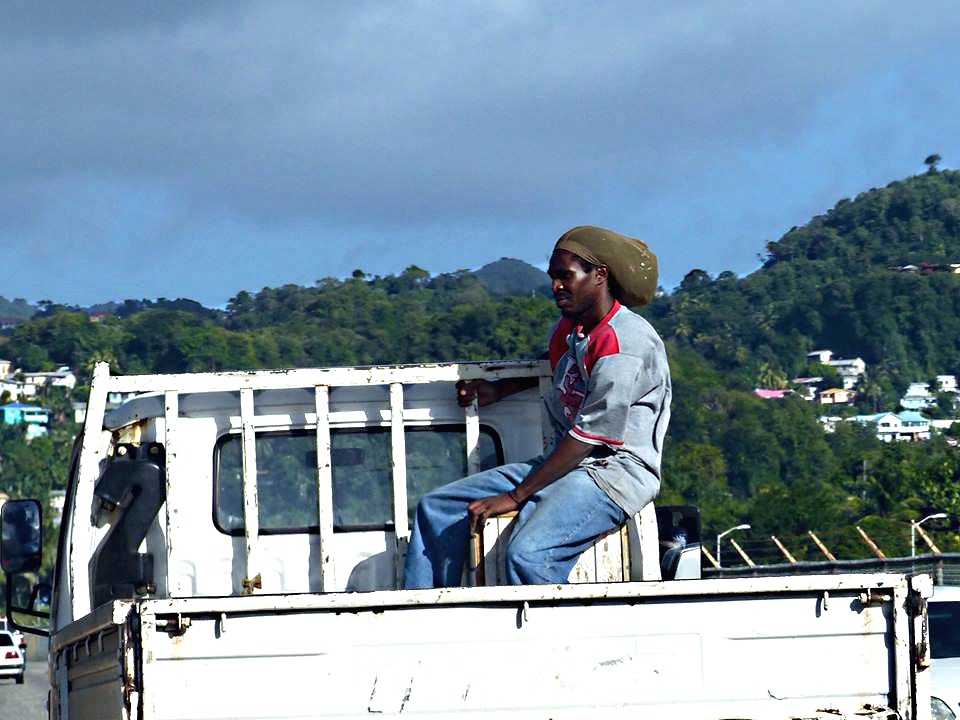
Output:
top-left (856, 373), bottom-right (886, 413)
top-left (807, 363), bottom-right (844, 391)
top-left (924, 154), bottom-right (942, 173)
top-left (756, 362), bottom-right (787, 389)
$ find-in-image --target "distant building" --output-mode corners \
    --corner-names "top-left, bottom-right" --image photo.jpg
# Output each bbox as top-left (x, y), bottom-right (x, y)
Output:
top-left (49, 490), bottom-right (66, 526)
top-left (754, 388), bottom-right (790, 399)
top-left (806, 350), bottom-right (865, 390)
top-left (0, 359), bottom-right (12, 377)
top-left (819, 388), bottom-right (855, 405)
top-left (936, 375), bottom-right (958, 393)
top-left (831, 359), bottom-right (866, 390)
top-left (72, 401), bottom-right (87, 424)
top-left (807, 350), bottom-right (834, 365)
top-left (849, 411), bottom-right (931, 442)
top-left (901, 382), bottom-right (936, 411)
top-left (0, 402), bottom-right (51, 438)
top-left (0, 377), bottom-right (37, 400)
top-left (22, 366), bottom-right (76, 391)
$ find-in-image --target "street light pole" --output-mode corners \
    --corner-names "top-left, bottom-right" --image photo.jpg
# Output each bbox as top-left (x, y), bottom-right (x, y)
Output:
top-left (717, 524), bottom-right (750, 568)
top-left (912, 512), bottom-right (947, 557)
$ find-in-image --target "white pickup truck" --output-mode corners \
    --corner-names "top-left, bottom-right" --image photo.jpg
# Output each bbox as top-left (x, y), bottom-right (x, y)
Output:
top-left (0, 360), bottom-right (935, 719)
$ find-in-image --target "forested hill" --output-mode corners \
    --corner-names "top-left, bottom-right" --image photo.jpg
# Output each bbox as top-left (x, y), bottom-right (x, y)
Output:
top-left (2, 266), bottom-right (558, 374)
top-left (474, 257), bottom-right (551, 296)
top-left (646, 167), bottom-right (960, 391)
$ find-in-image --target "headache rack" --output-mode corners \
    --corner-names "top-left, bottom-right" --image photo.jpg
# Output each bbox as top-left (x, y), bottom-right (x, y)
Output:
top-left (75, 361), bottom-right (553, 597)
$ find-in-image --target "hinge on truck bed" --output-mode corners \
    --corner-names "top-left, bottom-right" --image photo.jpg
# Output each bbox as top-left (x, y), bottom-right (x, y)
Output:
top-left (857, 591), bottom-right (891, 607)
top-left (157, 613), bottom-right (192, 637)
top-left (242, 573), bottom-right (262, 594)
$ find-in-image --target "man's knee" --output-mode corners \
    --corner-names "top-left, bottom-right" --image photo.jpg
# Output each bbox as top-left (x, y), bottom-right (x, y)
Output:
top-left (504, 533), bottom-right (549, 577)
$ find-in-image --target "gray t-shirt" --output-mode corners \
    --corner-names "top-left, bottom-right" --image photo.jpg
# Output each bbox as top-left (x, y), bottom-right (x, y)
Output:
top-left (544, 301), bottom-right (672, 514)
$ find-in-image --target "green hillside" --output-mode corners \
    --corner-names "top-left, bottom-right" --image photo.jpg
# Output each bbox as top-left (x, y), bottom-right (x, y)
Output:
top-left (474, 257), bottom-right (551, 296)
top-left (647, 168), bottom-right (960, 396)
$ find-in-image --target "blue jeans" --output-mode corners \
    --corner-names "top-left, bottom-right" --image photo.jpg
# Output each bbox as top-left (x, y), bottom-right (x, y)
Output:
top-left (403, 461), bottom-right (628, 588)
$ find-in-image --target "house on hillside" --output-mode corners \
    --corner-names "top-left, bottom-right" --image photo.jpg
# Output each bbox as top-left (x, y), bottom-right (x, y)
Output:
top-left (22, 366), bottom-right (76, 391)
top-left (754, 388), bottom-right (792, 399)
top-left (0, 402), bottom-right (50, 438)
top-left (849, 411), bottom-right (931, 442)
top-left (937, 375), bottom-right (958, 393)
top-left (0, 377), bottom-right (37, 400)
top-left (832, 358), bottom-right (866, 390)
top-left (894, 411), bottom-right (932, 441)
top-left (901, 382), bottom-right (936, 411)
top-left (806, 350), bottom-right (865, 390)
top-left (819, 388), bottom-right (855, 405)
top-left (0, 359), bottom-right (11, 377)
top-left (49, 490), bottom-right (66, 526)
top-left (807, 350), bottom-right (833, 365)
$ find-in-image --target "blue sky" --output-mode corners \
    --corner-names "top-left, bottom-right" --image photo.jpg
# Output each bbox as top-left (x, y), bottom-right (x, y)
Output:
top-left (2, 1), bottom-right (958, 307)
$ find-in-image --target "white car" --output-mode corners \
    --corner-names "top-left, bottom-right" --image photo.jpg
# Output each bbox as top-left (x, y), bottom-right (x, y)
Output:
top-left (0, 630), bottom-right (24, 685)
top-left (930, 585), bottom-right (960, 719)
top-left (0, 618), bottom-right (25, 657)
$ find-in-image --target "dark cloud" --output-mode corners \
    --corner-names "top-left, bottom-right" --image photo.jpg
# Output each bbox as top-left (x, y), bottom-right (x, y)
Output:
top-left (1, 2), bottom-right (958, 304)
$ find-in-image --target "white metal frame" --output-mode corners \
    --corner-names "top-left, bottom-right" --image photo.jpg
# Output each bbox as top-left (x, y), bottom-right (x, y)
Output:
top-left (73, 361), bottom-right (549, 611)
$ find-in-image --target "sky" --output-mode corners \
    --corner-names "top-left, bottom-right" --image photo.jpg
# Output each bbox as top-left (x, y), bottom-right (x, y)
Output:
top-left (2, 1), bottom-right (959, 308)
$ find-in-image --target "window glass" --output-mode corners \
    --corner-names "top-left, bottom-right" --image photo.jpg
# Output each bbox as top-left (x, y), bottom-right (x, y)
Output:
top-left (331, 430), bottom-right (392, 530)
top-left (0, 634), bottom-right (12, 646)
top-left (406, 429), bottom-right (499, 523)
top-left (217, 432), bottom-right (318, 532)
top-left (930, 600), bottom-right (960, 659)
top-left (216, 425), bottom-right (502, 534)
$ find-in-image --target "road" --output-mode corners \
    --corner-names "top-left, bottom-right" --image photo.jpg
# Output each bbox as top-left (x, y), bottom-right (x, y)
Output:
top-left (0, 660), bottom-right (46, 720)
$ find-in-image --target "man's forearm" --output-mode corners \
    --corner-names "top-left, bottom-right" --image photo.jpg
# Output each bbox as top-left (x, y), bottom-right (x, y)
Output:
top-left (466, 434), bottom-right (594, 531)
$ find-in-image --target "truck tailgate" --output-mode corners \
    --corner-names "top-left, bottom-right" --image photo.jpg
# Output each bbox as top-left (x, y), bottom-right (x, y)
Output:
top-left (130, 574), bottom-right (929, 720)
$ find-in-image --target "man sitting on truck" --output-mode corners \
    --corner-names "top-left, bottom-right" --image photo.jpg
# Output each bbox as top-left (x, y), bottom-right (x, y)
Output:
top-left (403, 225), bottom-right (672, 587)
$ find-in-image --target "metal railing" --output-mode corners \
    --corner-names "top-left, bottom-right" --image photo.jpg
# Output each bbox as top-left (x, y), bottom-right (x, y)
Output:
top-left (705, 551), bottom-right (960, 585)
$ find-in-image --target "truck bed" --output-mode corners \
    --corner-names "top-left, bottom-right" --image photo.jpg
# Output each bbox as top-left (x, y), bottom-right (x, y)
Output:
top-left (51, 573), bottom-right (931, 720)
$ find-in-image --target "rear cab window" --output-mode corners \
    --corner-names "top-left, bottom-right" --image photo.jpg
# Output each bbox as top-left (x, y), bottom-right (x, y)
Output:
top-left (214, 425), bottom-right (502, 534)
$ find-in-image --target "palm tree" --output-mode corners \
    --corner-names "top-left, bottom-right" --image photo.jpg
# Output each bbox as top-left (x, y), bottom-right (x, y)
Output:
top-left (757, 362), bottom-right (788, 389)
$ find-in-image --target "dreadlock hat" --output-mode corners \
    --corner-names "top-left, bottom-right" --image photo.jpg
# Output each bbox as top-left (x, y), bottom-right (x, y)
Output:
top-left (554, 225), bottom-right (658, 307)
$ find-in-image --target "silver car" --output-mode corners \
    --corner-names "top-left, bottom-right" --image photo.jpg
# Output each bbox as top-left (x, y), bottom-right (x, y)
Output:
top-left (0, 631), bottom-right (24, 685)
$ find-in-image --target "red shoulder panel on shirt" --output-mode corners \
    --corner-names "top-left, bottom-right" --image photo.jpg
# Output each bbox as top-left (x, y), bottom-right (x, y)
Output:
top-left (583, 302), bottom-right (622, 374)
top-left (548, 317), bottom-right (575, 371)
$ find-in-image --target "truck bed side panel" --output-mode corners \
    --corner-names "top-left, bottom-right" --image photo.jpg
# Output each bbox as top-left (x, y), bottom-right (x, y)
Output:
top-left (138, 580), bottom-right (910, 720)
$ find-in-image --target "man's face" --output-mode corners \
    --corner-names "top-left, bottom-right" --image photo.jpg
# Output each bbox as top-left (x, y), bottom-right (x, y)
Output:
top-left (548, 249), bottom-right (603, 320)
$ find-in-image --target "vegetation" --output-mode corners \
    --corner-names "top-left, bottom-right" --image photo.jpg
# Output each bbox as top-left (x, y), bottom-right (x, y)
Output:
top-left (4, 165), bottom-right (960, 571)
